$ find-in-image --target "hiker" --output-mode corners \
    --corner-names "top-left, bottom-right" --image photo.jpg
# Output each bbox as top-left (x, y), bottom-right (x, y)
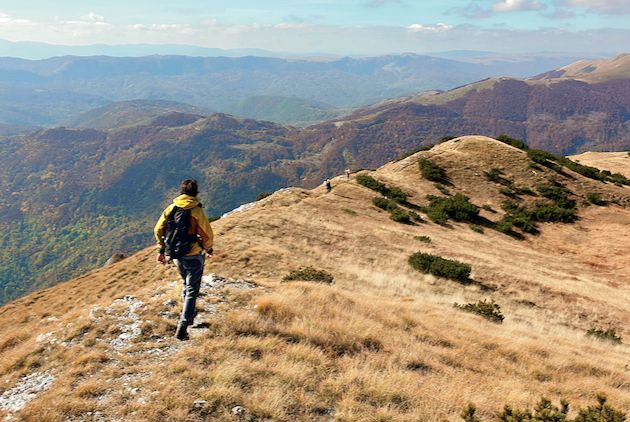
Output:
top-left (345, 168), bottom-right (351, 180)
top-left (324, 178), bottom-right (332, 193)
top-left (154, 179), bottom-right (214, 341)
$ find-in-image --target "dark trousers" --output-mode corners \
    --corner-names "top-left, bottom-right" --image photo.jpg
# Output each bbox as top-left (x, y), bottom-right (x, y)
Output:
top-left (173, 254), bottom-right (204, 326)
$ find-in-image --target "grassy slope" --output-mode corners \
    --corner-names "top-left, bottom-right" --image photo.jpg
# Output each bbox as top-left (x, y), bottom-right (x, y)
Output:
top-left (569, 151), bottom-right (630, 178)
top-left (1, 136), bottom-right (629, 421)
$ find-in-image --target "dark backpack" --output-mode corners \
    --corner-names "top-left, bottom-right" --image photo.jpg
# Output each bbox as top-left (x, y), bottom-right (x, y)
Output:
top-left (164, 206), bottom-right (198, 259)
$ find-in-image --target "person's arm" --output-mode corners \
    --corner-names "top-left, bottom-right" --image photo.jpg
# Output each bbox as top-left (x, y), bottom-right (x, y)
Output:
top-left (154, 206), bottom-right (171, 263)
top-left (194, 208), bottom-right (214, 255)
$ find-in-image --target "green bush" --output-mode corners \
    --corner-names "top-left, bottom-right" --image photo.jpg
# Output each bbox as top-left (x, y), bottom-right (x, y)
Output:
top-left (495, 219), bottom-right (514, 234)
top-left (496, 135), bottom-right (529, 150)
top-left (528, 149), bottom-right (559, 165)
top-left (484, 168), bottom-right (504, 182)
top-left (530, 201), bottom-right (577, 223)
top-left (575, 394), bottom-right (627, 421)
top-left (586, 328), bottom-right (622, 344)
top-left (469, 224), bottom-right (484, 234)
top-left (419, 158), bottom-right (448, 184)
top-left (408, 252), bottom-right (471, 282)
top-left (387, 186), bottom-right (408, 203)
top-left (586, 192), bottom-right (607, 206)
top-left (454, 300), bottom-right (504, 323)
top-left (434, 183), bottom-right (451, 195)
top-left (390, 208), bottom-right (412, 224)
top-left (481, 204), bottom-right (495, 213)
top-left (499, 186), bottom-right (517, 197)
top-left (372, 196), bottom-right (395, 211)
top-left (283, 267), bottom-right (334, 284)
top-left (408, 211), bottom-right (423, 222)
top-left (426, 194), bottom-right (480, 223)
top-left (357, 175), bottom-right (408, 203)
top-left (342, 208), bottom-right (358, 216)
top-left (357, 174), bottom-right (387, 192)
top-left (414, 235), bottom-right (431, 243)
top-left (463, 395), bottom-right (627, 422)
top-left (255, 191), bottom-right (273, 201)
top-left (373, 197), bottom-right (414, 224)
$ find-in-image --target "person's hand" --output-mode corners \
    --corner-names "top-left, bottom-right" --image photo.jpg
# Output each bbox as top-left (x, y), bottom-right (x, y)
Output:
top-left (206, 248), bottom-right (214, 258)
top-left (157, 253), bottom-right (166, 265)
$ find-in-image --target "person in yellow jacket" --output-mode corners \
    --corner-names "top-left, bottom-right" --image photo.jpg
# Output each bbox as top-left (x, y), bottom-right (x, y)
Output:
top-left (154, 179), bottom-right (214, 340)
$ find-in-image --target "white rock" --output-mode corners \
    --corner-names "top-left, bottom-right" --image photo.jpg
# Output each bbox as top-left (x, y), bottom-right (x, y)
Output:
top-left (0, 372), bottom-right (55, 412)
top-left (232, 405), bottom-right (246, 415)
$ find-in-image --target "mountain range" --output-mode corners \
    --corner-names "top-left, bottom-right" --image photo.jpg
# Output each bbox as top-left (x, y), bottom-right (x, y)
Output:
top-left (0, 136), bottom-right (628, 420)
top-left (0, 53), bottom-right (586, 130)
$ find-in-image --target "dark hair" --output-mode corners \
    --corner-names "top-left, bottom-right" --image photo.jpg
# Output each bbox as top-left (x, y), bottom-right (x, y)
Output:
top-left (180, 179), bottom-right (199, 197)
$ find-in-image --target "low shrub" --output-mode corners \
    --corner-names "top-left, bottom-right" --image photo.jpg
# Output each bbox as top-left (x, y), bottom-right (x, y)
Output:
top-left (387, 186), bottom-right (408, 203)
top-left (481, 204), bottom-right (495, 213)
top-left (484, 168), bottom-right (503, 182)
top-left (372, 197), bottom-right (395, 211)
top-left (537, 180), bottom-right (575, 208)
top-left (464, 395), bottom-right (627, 422)
top-left (342, 208), bottom-right (358, 216)
top-left (390, 208), bottom-right (412, 224)
top-left (426, 194), bottom-right (480, 223)
top-left (496, 134), bottom-right (528, 151)
top-left (408, 211), bottom-right (423, 222)
top-left (495, 219), bottom-right (514, 234)
top-left (356, 174), bottom-right (387, 192)
top-left (586, 328), bottom-right (622, 344)
top-left (357, 174), bottom-right (408, 203)
top-left (530, 201), bottom-right (577, 223)
top-left (282, 267), bottom-right (334, 284)
top-left (586, 192), bottom-right (607, 206)
top-left (419, 158), bottom-right (449, 184)
top-left (434, 183), bottom-right (451, 195)
top-left (414, 235), bottom-right (431, 243)
top-left (454, 300), bottom-right (504, 323)
top-left (408, 252), bottom-right (471, 282)
top-left (469, 224), bottom-right (484, 234)
top-left (528, 149), bottom-right (559, 165)
top-left (255, 191), bottom-right (273, 201)
top-left (499, 186), bottom-right (518, 197)
top-left (373, 197), bottom-right (415, 224)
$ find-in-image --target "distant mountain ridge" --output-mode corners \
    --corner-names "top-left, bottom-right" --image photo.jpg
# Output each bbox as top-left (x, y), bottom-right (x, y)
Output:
top-left (66, 100), bottom-right (210, 130)
top-left (0, 53), bottom-right (584, 128)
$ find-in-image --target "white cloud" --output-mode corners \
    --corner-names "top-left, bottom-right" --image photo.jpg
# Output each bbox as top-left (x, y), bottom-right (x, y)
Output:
top-left (128, 23), bottom-right (195, 35)
top-left (492, 0), bottom-right (546, 12)
top-left (407, 23), bottom-right (453, 33)
top-left (564, 0), bottom-right (630, 14)
top-left (0, 12), bottom-right (35, 26)
top-left (82, 12), bottom-right (106, 23)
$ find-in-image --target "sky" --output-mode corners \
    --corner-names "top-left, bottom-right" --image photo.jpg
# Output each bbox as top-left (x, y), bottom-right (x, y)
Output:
top-left (0, 0), bottom-right (629, 55)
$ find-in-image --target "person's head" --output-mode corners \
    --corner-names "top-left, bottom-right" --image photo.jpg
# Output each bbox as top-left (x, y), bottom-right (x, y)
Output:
top-left (180, 179), bottom-right (199, 197)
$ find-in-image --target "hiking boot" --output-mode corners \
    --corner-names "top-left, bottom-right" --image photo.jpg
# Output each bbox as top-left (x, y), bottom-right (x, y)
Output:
top-left (175, 323), bottom-right (189, 341)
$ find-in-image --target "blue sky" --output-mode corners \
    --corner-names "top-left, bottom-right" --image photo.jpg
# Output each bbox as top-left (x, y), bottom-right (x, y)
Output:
top-left (1, 0), bottom-right (629, 54)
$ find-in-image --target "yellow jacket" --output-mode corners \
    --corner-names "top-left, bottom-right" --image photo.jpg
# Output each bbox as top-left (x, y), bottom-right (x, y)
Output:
top-left (154, 194), bottom-right (214, 256)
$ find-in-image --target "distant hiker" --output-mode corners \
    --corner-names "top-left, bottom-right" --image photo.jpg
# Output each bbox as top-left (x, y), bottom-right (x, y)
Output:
top-left (324, 178), bottom-right (332, 193)
top-left (345, 169), bottom-right (351, 180)
top-left (154, 179), bottom-right (214, 341)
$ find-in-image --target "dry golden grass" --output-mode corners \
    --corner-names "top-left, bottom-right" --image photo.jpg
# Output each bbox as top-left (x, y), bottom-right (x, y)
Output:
top-left (569, 151), bottom-right (630, 178)
top-left (1, 136), bottom-right (629, 420)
